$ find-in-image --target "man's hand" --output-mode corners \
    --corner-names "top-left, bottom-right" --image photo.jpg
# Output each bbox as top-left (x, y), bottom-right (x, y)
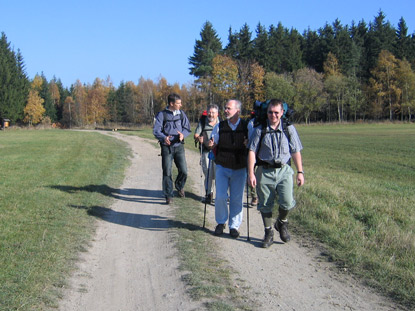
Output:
top-left (296, 173), bottom-right (305, 187)
top-left (164, 135), bottom-right (172, 145)
top-left (177, 130), bottom-right (184, 142)
top-left (248, 173), bottom-right (256, 188)
top-left (207, 137), bottom-right (215, 149)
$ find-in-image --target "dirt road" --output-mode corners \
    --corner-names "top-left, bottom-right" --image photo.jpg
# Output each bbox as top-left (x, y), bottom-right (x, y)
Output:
top-left (59, 132), bottom-right (399, 311)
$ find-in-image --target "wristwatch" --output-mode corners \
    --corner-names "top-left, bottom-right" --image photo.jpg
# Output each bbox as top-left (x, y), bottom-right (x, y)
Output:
top-left (297, 171), bottom-right (304, 175)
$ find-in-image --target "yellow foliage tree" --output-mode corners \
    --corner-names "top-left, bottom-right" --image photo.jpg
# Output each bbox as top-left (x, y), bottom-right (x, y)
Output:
top-left (370, 50), bottom-right (400, 121)
top-left (249, 62), bottom-right (265, 102)
top-left (211, 55), bottom-right (238, 104)
top-left (24, 90), bottom-right (45, 126)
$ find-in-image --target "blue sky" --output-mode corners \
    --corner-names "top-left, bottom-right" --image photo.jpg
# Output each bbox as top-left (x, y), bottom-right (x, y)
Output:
top-left (1, 0), bottom-right (414, 88)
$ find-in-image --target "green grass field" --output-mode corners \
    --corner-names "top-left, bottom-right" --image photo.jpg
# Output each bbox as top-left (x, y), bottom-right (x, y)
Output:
top-left (0, 130), bottom-right (130, 310)
top-left (1, 123), bottom-right (414, 310)
top-left (293, 123), bottom-right (415, 307)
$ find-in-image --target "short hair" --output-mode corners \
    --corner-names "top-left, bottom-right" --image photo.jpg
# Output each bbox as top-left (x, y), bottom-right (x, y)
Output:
top-left (268, 99), bottom-right (283, 110)
top-left (227, 99), bottom-right (242, 111)
top-left (207, 104), bottom-right (219, 112)
top-left (168, 93), bottom-right (181, 105)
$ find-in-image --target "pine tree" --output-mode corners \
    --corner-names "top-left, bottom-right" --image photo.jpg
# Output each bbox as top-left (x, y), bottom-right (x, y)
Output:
top-left (189, 21), bottom-right (222, 79)
top-left (0, 32), bottom-right (30, 122)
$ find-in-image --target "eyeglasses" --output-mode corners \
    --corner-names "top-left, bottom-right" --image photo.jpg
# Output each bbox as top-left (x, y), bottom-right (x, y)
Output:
top-left (267, 111), bottom-right (280, 115)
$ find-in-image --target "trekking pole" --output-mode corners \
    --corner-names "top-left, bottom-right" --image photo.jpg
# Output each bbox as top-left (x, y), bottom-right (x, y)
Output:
top-left (203, 152), bottom-right (212, 229)
top-left (199, 141), bottom-right (204, 198)
top-left (246, 176), bottom-right (250, 241)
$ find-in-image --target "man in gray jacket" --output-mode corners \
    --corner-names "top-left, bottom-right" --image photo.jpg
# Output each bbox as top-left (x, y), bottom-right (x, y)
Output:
top-left (153, 93), bottom-right (191, 204)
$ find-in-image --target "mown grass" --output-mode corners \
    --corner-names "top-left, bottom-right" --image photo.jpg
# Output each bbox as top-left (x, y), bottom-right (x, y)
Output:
top-left (293, 122), bottom-right (415, 308)
top-left (0, 129), bottom-right (130, 310)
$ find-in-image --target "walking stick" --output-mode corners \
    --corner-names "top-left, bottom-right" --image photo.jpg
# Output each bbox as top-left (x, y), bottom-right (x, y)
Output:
top-left (202, 151), bottom-right (212, 229)
top-left (246, 176), bottom-right (250, 241)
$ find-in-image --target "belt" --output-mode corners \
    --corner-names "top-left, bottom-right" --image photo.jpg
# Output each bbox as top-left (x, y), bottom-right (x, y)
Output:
top-left (262, 163), bottom-right (284, 169)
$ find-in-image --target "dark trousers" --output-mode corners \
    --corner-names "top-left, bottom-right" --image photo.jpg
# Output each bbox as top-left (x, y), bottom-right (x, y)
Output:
top-left (161, 144), bottom-right (187, 198)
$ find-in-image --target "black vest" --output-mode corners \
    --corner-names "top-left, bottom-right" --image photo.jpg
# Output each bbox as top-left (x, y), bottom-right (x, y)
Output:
top-left (215, 120), bottom-right (247, 170)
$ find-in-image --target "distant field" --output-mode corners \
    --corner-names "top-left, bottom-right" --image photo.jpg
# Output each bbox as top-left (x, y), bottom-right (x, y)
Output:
top-left (293, 123), bottom-right (415, 307)
top-left (0, 130), bottom-right (130, 310)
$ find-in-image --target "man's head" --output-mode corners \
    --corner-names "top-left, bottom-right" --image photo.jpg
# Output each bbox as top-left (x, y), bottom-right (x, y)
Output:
top-left (267, 99), bottom-right (284, 126)
top-left (167, 93), bottom-right (182, 111)
top-left (224, 99), bottom-right (241, 122)
top-left (207, 104), bottom-right (219, 122)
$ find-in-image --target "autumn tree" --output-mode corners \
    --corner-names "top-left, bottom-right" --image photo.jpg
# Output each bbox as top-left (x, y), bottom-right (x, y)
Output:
top-left (396, 58), bottom-right (415, 121)
top-left (87, 78), bottom-right (109, 126)
top-left (249, 62), bottom-right (265, 102)
top-left (369, 50), bottom-right (400, 121)
top-left (211, 55), bottom-right (238, 106)
top-left (72, 80), bottom-right (87, 126)
top-left (24, 76), bottom-right (45, 125)
top-left (62, 96), bottom-right (74, 128)
top-left (323, 52), bottom-right (347, 121)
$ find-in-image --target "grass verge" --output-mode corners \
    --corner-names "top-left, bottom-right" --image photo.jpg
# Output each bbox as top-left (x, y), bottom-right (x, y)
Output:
top-left (293, 122), bottom-right (415, 309)
top-left (0, 129), bottom-right (130, 310)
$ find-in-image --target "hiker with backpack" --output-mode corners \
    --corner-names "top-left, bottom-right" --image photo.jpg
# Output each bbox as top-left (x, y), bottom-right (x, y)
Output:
top-left (208, 99), bottom-right (248, 238)
top-left (194, 104), bottom-right (220, 204)
top-left (153, 93), bottom-right (191, 204)
top-left (247, 99), bottom-right (305, 248)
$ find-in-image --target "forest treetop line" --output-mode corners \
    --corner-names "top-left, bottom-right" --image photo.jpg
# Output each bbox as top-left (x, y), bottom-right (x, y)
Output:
top-left (1, 10), bottom-right (414, 127)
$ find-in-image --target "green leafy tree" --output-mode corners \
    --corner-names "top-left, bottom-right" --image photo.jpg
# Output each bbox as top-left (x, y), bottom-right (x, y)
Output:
top-left (293, 67), bottom-right (325, 124)
top-left (264, 72), bottom-right (295, 104)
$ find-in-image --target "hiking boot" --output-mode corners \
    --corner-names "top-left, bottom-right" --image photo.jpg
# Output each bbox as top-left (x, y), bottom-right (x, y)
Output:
top-left (229, 228), bottom-right (240, 239)
top-left (166, 197), bottom-right (172, 205)
top-left (251, 197), bottom-right (258, 207)
top-left (214, 224), bottom-right (225, 236)
top-left (178, 189), bottom-right (185, 198)
top-left (262, 228), bottom-right (274, 248)
top-left (275, 219), bottom-right (291, 243)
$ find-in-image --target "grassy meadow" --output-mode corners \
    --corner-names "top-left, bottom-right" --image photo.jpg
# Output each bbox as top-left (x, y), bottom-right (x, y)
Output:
top-left (293, 122), bottom-right (415, 307)
top-left (0, 130), bottom-right (130, 310)
top-left (0, 123), bottom-right (414, 310)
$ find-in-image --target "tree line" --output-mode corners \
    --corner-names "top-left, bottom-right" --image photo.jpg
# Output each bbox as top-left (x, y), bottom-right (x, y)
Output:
top-left (189, 10), bottom-right (415, 122)
top-left (1, 10), bottom-right (414, 127)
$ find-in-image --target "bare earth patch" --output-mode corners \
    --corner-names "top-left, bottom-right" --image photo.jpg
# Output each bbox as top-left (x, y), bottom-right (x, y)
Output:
top-left (59, 132), bottom-right (401, 311)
